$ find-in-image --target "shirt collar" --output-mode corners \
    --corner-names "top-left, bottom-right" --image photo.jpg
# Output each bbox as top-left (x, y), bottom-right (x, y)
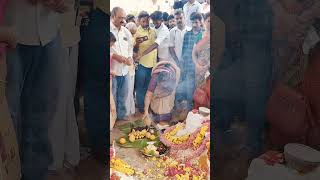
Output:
top-left (111, 22), bottom-right (124, 32)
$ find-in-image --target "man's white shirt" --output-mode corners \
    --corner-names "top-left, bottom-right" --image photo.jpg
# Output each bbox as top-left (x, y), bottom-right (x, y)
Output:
top-left (155, 23), bottom-right (170, 60)
top-left (183, 1), bottom-right (201, 29)
top-left (15, 1), bottom-right (61, 46)
top-left (110, 22), bottom-right (133, 76)
top-left (169, 26), bottom-right (187, 61)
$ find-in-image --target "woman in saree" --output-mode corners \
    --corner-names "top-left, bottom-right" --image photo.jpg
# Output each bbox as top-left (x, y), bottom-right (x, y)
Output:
top-left (142, 61), bottom-right (180, 127)
top-left (192, 12), bottom-right (210, 86)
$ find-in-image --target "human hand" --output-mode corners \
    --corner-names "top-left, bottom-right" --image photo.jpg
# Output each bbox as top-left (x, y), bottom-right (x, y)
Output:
top-left (142, 111), bottom-right (152, 126)
top-left (123, 58), bottom-right (132, 66)
top-left (110, 71), bottom-right (116, 77)
top-left (0, 27), bottom-right (17, 49)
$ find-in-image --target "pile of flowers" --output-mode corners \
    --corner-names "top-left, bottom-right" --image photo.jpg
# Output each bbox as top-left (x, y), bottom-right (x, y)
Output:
top-left (161, 121), bottom-right (210, 161)
top-left (110, 158), bottom-right (135, 176)
top-left (160, 123), bottom-right (192, 149)
top-left (192, 125), bottom-right (209, 149)
top-left (163, 157), bottom-right (208, 179)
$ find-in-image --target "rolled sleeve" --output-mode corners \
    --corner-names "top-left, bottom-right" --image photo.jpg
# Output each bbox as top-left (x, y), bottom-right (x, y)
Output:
top-left (155, 30), bottom-right (167, 46)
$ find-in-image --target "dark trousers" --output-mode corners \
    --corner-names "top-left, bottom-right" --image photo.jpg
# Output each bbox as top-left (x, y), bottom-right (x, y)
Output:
top-left (80, 9), bottom-right (108, 150)
top-left (11, 36), bottom-right (63, 180)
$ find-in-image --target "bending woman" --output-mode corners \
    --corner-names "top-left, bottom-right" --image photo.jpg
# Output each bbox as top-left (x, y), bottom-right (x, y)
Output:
top-left (142, 61), bottom-right (180, 126)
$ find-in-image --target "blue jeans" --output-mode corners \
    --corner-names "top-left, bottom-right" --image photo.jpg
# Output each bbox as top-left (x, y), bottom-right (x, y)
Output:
top-left (112, 75), bottom-right (129, 120)
top-left (135, 64), bottom-right (152, 113)
top-left (80, 9), bottom-right (108, 150)
top-left (14, 36), bottom-right (63, 180)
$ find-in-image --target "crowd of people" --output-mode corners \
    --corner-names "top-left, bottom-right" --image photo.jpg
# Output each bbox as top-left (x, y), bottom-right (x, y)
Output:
top-left (0, 0), bottom-right (211, 180)
top-left (109, 0), bottom-right (211, 130)
top-left (3, 0), bottom-right (319, 179)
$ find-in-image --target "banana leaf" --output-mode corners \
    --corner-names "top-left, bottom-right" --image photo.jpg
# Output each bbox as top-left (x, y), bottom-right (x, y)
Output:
top-left (118, 119), bottom-right (145, 134)
top-left (117, 137), bottom-right (161, 149)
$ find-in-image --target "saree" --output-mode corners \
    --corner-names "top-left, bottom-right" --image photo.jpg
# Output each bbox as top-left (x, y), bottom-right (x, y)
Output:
top-left (150, 61), bottom-right (180, 118)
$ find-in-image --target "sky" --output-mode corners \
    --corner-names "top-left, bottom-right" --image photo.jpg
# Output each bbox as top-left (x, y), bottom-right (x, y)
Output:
top-left (110, 0), bottom-right (175, 16)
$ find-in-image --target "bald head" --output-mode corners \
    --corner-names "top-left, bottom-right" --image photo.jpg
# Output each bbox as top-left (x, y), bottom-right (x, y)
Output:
top-left (111, 7), bottom-right (126, 29)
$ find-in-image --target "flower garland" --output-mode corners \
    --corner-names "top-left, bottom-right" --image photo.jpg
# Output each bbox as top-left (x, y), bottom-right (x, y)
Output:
top-left (160, 123), bottom-right (192, 150)
top-left (168, 122), bottom-right (210, 162)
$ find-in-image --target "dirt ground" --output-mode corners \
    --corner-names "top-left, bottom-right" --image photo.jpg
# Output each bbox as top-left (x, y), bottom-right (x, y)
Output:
top-left (73, 102), bottom-right (251, 180)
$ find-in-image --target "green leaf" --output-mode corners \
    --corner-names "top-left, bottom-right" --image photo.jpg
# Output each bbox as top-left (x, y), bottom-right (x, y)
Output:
top-left (117, 138), bottom-right (149, 149)
top-left (118, 120), bottom-right (146, 135)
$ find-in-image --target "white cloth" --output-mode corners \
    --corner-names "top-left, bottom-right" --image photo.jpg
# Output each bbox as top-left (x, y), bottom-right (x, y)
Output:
top-left (60, 0), bottom-right (81, 48)
top-left (14, 1), bottom-right (61, 46)
top-left (183, 0), bottom-right (202, 29)
top-left (176, 111), bottom-right (207, 136)
top-left (201, 2), bottom-right (210, 14)
top-left (125, 74), bottom-right (135, 116)
top-left (110, 22), bottom-right (133, 76)
top-left (169, 26), bottom-right (187, 61)
top-left (302, 26), bottom-right (320, 55)
top-left (155, 23), bottom-right (170, 60)
top-left (48, 45), bottom-right (80, 170)
top-left (246, 159), bottom-right (320, 180)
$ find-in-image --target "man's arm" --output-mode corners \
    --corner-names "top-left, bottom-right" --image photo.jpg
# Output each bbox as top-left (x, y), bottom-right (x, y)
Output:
top-left (137, 43), bottom-right (158, 59)
top-left (169, 29), bottom-right (179, 63)
top-left (143, 90), bottom-right (153, 115)
top-left (137, 30), bottom-right (168, 60)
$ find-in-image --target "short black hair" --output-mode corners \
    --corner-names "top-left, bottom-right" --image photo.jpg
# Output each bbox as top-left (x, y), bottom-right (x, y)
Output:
top-left (163, 12), bottom-right (169, 21)
top-left (203, 12), bottom-right (210, 20)
top-left (126, 14), bottom-right (135, 22)
top-left (190, 12), bottom-right (202, 21)
top-left (167, 15), bottom-right (174, 21)
top-left (150, 11), bottom-right (163, 21)
top-left (110, 32), bottom-right (116, 43)
top-left (138, 11), bottom-right (149, 19)
top-left (174, 9), bottom-right (183, 16)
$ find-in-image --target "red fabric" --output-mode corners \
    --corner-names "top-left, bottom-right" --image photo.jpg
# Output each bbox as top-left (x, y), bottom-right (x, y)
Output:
top-left (267, 46), bottom-right (320, 151)
top-left (193, 77), bottom-right (210, 109)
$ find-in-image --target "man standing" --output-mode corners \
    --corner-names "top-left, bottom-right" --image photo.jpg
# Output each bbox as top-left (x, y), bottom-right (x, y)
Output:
top-left (176, 12), bottom-right (202, 110)
top-left (136, 11), bottom-right (170, 62)
top-left (110, 7), bottom-right (133, 121)
top-left (81, 0), bottom-right (109, 163)
top-left (10, 1), bottom-right (67, 179)
top-left (237, 0), bottom-right (273, 159)
top-left (133, 11), bottom-right (157, 116)
top-left (169, 10), bottom-right (187, 65)
top-left (167, 15), bottom-right (176, 30)
top-left (48, 0), bottom-right (80, 177)
top-left (183, 0), bottom-right (202, 29)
